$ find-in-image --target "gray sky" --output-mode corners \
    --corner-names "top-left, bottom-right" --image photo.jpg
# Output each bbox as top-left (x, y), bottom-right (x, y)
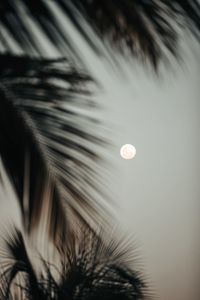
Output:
top-left (76, 30), bottom-right (200, 299)
top-left (96, 44), bottom-right (200, 300)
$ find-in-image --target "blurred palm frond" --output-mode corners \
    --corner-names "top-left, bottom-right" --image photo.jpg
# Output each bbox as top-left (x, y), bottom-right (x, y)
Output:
top-left (0, 53), bottom-right (107, 246)
top-left (0, 0), bottom-right (200, 67)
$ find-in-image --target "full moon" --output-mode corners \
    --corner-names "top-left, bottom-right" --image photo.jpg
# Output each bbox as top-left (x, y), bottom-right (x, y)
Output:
top-left (120, 144), bottom-right (136, 160)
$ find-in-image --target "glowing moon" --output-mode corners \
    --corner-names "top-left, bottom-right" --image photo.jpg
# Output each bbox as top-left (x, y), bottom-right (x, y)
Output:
top-left (120, 144), bottom-right (136, 160)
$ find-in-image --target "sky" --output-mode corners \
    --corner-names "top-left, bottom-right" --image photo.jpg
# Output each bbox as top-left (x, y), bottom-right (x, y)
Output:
top-left (1, 3), bottom-right (200, 300)
top-left (76, 30), bottom-right (200, 299)
top-left (99, 46), bottom-right (200, 300)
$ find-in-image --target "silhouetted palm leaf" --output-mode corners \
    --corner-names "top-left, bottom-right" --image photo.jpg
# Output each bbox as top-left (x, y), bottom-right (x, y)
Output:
top-left (0, 53), bottom-right (107, 246)
top-left (0, 0), bottom-right (200, 66)
top-left (1, 224), bottom-right (149, 300)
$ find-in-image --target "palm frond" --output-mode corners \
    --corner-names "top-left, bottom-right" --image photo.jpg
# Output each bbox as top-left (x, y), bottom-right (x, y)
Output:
top-left (1, 227), bottom-right (45, 299)
top-left (0, 53), bottom-right (107, 246)
top-left (70, 0), bottom-right (200, 66)
top-left (0, 0), bottom-right (200, 67)
top-left (0, 226), bottom-right (149, 299)
top-left (56, 229), bottom-right (149, 300)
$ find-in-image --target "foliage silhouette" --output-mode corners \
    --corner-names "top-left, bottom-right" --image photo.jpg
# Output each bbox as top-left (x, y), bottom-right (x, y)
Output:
top-left (0, 0), bottom-right (200, 299)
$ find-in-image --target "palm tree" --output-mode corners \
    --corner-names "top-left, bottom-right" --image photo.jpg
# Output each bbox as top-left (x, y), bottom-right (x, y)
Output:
top-left (0, 1), bottom-right (200, 299)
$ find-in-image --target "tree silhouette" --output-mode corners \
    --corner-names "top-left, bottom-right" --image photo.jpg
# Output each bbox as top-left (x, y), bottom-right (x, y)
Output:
top-left (0, 1), bottom-right (200, 299)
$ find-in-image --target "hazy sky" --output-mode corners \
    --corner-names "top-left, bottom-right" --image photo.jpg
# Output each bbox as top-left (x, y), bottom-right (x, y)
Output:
top-left (76, 31), bottom-right (200, 299)
top-left (100, 48), bottom-right (200, 300)
top-left (1, 4), bottom-right (200, 300)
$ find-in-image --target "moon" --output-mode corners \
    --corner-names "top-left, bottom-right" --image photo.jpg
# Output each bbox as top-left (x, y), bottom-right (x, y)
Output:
top-left (120, 144), bottom-right (136, 160)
